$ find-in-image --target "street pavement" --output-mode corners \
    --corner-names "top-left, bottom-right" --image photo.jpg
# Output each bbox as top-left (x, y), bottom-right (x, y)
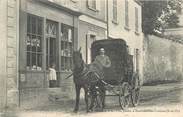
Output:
top-left (1, 82), bottom-right (183, 117)
top-left (140, 82), bottom-right (183, 101)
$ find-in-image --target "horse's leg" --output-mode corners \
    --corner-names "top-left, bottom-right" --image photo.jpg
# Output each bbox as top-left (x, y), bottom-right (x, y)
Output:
top-left (102, 87), bottom-right (106, 108)
top-left (84, 85), bottom-right (89, 112)
top-left (89, 84), bottom-right (95, 111)
top-left (74, 84), bottom-right (81, 112)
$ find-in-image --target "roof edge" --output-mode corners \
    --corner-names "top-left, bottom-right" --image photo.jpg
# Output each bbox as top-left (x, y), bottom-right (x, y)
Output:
top-left (38, 0), bottom-right (82, 16)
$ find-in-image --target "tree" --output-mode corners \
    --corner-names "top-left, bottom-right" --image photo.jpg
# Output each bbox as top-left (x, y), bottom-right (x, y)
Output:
top-left (141, 0), bottom-right (183, 35)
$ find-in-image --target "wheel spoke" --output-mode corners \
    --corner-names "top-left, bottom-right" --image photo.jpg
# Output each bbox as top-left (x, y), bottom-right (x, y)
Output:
top-left (119, 83), bottom-right (131, 110)
top-left (131, 88), bottom-right (140, 107)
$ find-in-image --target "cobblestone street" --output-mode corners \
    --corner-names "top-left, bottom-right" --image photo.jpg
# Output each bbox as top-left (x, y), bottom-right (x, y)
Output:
top-left (1, 82), bottom-right (183, 117)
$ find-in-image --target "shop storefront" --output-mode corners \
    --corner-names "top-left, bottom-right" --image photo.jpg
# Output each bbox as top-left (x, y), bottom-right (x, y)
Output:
top-left (19, 0), bottom-right (80, 108)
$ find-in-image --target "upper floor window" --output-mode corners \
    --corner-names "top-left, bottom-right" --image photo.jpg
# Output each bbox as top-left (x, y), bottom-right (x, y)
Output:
top-left (112, 0), bottom-right (117, 23)
top-left (26, 14), bottom-right (43, 70)
top-left (125, 0), bottom-right (129, 28)
top-left (87, 0), bottom-right (100, 11)
top-left (87, 0), bottom-right (96, 10)
top-left (135, 7), bottom-right (139, 32)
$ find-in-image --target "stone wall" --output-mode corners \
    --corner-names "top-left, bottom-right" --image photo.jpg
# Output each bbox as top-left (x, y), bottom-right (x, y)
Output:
top-left (0, 0), bottom-right (19, 109)
top-left (0, 0), bottom-right (8, 110)
top-left (143, 35), bottom-right (183, 84)
top-left (6, 0), bottom-right (19, 108)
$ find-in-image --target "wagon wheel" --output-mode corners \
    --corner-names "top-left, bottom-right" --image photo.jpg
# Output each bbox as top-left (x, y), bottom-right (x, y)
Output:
top-left (131, 73), bottom-right (140, 107)
top-left (119, 82), bottom-right (130, 110)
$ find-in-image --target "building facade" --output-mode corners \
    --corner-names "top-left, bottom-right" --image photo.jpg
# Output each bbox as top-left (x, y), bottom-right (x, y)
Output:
top-left (0, 0), bottom-right (107, 109)
top-left (18, 0), bottom-right (82, 108)
top-left (107, 0), bottom-right (144, 84)
top-left (78, 0), bottom-right (107, 64)
top-left (0, 0), bottom-right (144, 109)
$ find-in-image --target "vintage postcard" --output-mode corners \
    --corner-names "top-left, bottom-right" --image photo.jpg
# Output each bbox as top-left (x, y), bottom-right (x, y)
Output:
top-left (0, 0), bottom-right (182, 117)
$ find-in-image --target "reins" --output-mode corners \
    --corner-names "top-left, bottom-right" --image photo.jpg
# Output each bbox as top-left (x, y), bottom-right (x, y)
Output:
top-left (64, 60), bottom-right (88, 79)
top-left (64, 73), bottom-right (73, 79)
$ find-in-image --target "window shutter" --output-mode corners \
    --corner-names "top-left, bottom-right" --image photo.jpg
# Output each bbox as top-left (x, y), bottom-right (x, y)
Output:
top-left (125, 0), bottom-right (129, 27)
top-left (135, 7), bottom-right (139, 32)
top-left (113, 0), bottom-right (117, 22)
top-left (87, 0), bottom-right (92, 8)
top-left (96, 0), bottom-right (100, 11)
top-left (86, 34), bottom-right (90, 64)
top-left (68, 29), bottom-right (72, 42)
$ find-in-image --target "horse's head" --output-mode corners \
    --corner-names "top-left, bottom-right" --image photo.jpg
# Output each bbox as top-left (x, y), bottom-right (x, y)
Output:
top-left (73, 47), bottom-right (84, 71)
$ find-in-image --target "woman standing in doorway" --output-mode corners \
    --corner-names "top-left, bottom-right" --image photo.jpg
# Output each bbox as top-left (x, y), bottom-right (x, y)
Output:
top-left (48, 63), bottom-right (57, 88)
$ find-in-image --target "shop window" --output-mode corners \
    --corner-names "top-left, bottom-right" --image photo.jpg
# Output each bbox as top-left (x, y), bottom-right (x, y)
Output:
top-left (61, 24), bottom-right (73, 72)
top-left (26, 14), bottom-right (43, 70)
top-left (46, 20), bottom-right (58, 69)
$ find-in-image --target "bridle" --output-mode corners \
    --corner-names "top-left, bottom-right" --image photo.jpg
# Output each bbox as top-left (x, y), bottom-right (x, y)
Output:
top-left (74, 59), bottom-right (90, 79)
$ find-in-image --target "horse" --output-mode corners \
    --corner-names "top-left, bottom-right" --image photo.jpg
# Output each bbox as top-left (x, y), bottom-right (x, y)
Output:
top-left (72, 48), bottom-right (105, 112)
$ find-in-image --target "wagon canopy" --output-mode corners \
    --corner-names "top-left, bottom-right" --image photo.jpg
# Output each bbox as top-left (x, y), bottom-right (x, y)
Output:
top-left (91, 38), bottom-right (129, 85)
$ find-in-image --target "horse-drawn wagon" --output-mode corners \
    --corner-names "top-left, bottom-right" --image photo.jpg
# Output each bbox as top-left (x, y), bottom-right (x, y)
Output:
top-left (89, 39), bottom-right (141, 110)
top-left (72, 38), bottom-right (141, 112)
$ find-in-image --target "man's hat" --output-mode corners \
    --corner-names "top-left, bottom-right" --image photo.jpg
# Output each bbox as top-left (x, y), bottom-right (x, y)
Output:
top-left (100, 48), bottom-right (105, 51)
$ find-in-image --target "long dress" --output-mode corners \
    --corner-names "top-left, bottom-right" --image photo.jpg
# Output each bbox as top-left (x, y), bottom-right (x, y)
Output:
top-left (49, 68), bottom-right (57, 87)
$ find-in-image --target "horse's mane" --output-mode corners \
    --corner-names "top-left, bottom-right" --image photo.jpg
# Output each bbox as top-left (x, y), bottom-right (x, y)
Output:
top-left (73, 51), bottom-right (85, 72)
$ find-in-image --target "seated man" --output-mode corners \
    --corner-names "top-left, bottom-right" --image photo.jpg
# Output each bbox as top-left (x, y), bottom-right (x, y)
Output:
top-left (89, 48), bottom-right (111, 79)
